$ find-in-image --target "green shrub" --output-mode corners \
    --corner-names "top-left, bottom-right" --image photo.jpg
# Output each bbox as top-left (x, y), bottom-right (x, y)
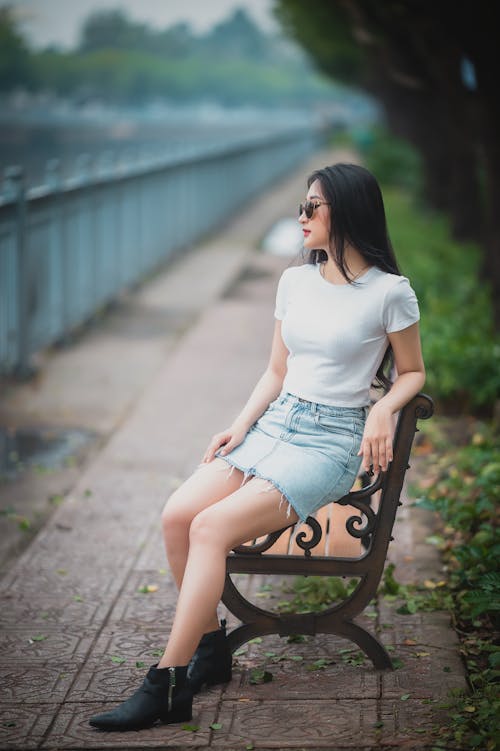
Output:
top-left (388, 189), bottom-right (500, 412)
top-left (415, 427), bottom-right (500, 750)
top-left (346, 127), bottom-right (500, 413)
top-left (363, 127), bottom-right (422, 193)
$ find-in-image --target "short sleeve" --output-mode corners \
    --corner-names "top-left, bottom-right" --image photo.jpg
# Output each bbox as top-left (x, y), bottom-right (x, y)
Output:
top-left (383, 277), bottom-right (420, 333)
top-left (274, 269), bottom-right (290, 320)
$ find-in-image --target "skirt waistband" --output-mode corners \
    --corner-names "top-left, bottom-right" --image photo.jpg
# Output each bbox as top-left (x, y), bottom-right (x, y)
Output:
top-left (280, 392), bottom-right (368, 417)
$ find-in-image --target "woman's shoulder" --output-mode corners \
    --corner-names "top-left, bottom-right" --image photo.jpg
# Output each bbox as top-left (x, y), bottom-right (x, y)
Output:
top-left (278, 263), bottom-right (315, 284)
top-left (368, 267), bottom-right (414, 293)
top-left (281, 262), bottom-right (315, 276)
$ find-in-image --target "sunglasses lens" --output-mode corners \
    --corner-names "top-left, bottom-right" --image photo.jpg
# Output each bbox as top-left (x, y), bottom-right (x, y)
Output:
top-left (299, 202), bottom-right (313, 218)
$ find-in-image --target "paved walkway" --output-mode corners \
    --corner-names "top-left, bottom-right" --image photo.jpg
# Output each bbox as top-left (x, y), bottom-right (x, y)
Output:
top-left (0, 149), bottom-right (466, 750)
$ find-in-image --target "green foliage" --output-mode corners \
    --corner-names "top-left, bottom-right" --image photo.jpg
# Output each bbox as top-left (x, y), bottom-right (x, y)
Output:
top-left (363, 128), bottom-right (422, 193)
top-left (415, 431), bottom-right (500, 622)
top-left (1, 6), bottom-right (341, 107)
top-left (379, 561), bottom-right (454, 614)
top-left (275, 1), bottom-right (364, 84)
top-left (278, 575), bottom-right (359, 613)
top-left (414, 426), bottom-right (500, 750)
top-left (0, 7), bottom-right (36, 90)
top-left (364, 134), bottom-right (500, 413)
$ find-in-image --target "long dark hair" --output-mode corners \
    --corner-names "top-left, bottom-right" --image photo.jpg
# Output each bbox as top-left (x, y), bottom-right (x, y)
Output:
top-left (304, 163), bottom-right (400, 392)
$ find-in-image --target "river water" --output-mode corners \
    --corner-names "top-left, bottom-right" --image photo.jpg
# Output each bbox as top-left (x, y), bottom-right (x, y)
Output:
top-left (0, 104), bottom-right (320, 190)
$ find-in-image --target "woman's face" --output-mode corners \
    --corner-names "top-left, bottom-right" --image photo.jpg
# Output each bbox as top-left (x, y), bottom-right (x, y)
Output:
top-left (299, 179), bottom-right (330, 251)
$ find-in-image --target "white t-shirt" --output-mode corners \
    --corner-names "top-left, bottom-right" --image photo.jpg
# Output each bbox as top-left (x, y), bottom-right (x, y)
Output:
top-left (274, 263), bottom-right (420, 407)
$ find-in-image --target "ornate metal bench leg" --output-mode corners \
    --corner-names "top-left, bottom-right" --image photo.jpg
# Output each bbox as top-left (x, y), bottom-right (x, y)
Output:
top-left (331, 618), bottom-right (393, 670)
top-left (222, 573), bottom-right (280, 650)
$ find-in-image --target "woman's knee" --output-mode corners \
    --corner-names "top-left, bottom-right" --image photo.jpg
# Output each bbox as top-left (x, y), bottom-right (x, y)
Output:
top-left (161, 488), bottom-right (192, 536)
top-left (189, 508), bottom-right (229, 551)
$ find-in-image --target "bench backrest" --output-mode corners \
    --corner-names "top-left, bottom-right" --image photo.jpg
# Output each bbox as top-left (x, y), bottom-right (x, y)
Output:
top-left (229, 393), bottom-right (433, 583)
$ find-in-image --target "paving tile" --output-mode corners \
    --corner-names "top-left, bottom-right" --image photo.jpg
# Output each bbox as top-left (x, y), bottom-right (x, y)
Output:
top-left (105, 595), bottom-right (176, 629)
top-left (87, 627), bottom-right (169, 660)
top-left (0, 661), bottom-right (80, 704)
top-left (225, 661), bottom-right (379, 701)
top-left (215, 699), bottom-right (379, 748)
top-left (41, 699), bottom-right (214, 748)
top-left (378, 698), bottom-right (449, 747)
top-left (67, 657), bottom-right (225, 704)
top-left (104, 569), bottom-right (177, 627)
top-left (134, 527), bottom-right (170, 571)
top-left (380, 646), bottom-right (467, 699)
top-left (1, 563), bottom-right (121, 600)
top-left (0, 702), bottom-right (57, 750)
top-left (0, 592), bottom-right (110, 629)
top-left (226, 634), bottom-right (379, 701)
top-left (115, 568), bottom-right (178, 599)
top-left (0, 627), bottom-right (94, 663)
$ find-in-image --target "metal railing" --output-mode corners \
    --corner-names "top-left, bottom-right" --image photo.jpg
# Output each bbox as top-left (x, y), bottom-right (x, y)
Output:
top-left (0, 126), bottom-right (320, 375)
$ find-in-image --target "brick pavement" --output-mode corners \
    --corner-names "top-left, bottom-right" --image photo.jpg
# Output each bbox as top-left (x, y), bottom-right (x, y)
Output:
top-left (0, 151), bottom-right (467, 750)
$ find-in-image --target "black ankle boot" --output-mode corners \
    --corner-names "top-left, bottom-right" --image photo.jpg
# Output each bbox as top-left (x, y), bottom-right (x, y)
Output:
top-left (186, 619), bottom-right (232, 694)
top-left (89, 664), bottom-right (192, 731)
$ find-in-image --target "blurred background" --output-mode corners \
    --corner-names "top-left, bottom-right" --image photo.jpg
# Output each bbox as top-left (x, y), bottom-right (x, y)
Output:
top-left (0, 0), bottom-right (374, 186)
top-left (0, 1), bottom-right (498, 410)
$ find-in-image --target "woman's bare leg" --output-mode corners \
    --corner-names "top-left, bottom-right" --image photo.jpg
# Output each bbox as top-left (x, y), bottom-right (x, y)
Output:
top-left (161, 458), bottom-right (247, 633)
top-left (157, 476), bottom-right (298, 667)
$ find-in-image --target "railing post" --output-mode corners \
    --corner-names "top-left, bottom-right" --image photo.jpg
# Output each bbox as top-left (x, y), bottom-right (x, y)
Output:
top-left (4, 166), bottom-right (32, 378)
top-left (45, 159), bottom-right (65, 344)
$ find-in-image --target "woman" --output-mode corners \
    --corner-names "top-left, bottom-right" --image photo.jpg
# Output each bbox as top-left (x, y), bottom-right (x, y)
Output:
top-left (89, 163), bottom-right (425, 731)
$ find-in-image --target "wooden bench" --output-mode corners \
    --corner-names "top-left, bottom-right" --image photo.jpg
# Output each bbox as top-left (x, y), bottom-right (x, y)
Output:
top-left (222, 392), bottom-right (433, 670)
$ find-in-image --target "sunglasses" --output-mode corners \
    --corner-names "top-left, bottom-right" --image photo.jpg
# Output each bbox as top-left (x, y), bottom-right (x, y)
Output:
top-left (298, 200), bottom-right (330, 219)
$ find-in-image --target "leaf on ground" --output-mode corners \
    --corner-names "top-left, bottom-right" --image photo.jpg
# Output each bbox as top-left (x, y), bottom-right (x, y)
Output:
top-left (249, 668), bottom-right (273, 684)
top-left (29, 634), bottom-right (47, 642)
top-left (138, 584), bottom-right (158, 593)
top-left (182, 723), bottom-right (200, 732)
top-left (306, 658), bottom-right (331, 671)
top-left (110, 655), bottom-right (126, 664)
top-left (403, 638), bottom-right (417, 645)
top-left (49, 494), bottom-right (64, 505)
top-left (400, 693), bottom-right (411, 700)
top-left (287, 634), bottom-right (307, 643)
top-left (210, 723), bottom-right (222, 730)
top-left (135, 661), bottom-right (145, 668)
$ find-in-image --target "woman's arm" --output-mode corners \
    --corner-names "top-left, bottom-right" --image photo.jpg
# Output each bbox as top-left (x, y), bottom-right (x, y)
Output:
top-left (358, 322), bottom-right (426, 473)
top-left (202, 320), bottom-right (289, 462)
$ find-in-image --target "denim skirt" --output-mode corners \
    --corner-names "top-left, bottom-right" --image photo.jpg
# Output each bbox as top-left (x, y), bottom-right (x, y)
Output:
top-left (214, 391), bottom-right (367, 522)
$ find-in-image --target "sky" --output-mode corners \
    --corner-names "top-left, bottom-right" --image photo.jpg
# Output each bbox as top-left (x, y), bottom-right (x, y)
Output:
top-left (7, 0), bottom-right (279, 50)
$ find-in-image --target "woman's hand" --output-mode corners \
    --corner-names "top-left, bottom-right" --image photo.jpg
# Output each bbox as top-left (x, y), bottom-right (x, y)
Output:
top-left (202, 424), bottom-right (249, 464)
top-left (357, 402), bottom-right (395, 474)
